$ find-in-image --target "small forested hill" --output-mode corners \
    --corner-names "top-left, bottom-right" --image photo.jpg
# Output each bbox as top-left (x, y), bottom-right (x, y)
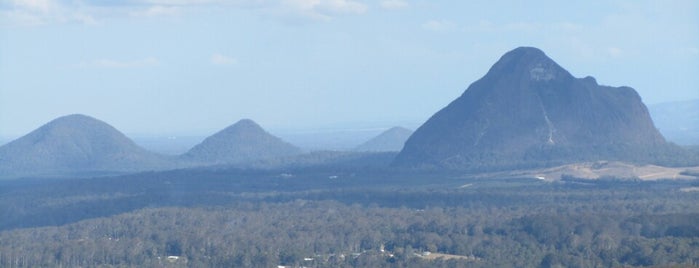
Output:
top-left (182, 119), bottom-right (301, 164)
top-left (0, 114), bottom-right (174, 178)
top-left (394, 47), bottom-right (697, 169)
top-left (354, 127), bottom-right (413, 152)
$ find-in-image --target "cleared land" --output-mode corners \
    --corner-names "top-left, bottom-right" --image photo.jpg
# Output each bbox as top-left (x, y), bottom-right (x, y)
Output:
top-left (472, 161), bottom-right (699, 181)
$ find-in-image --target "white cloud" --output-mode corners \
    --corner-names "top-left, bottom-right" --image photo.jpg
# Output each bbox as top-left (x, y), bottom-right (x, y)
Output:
top-left (142, 0), bottom-right (220, 4)
top-left (279, 0), bottom-right (367, 21)
top-left (210, 53), bottom-right (237, 65)
top-left (2, 0), bottom-right (56, 26)
top-left (318, 0), bottom-right (367, 14)
top-left (1, 0), bottom-right (101, 26)
top-left (140, 0), bottom-right (369, 21)
top-left (11, 0), bottom-right (53, 13)
top-left (140, 0), bottom-right (369, 20)
top-left (379, 0), bottom-right (407, 10)
top-left (607, 47), bottom-right (623, 58)
top-left (422, 19), bottom-right (455, 32)
top-left (76, 57), bottom-right (160, 69)
top-left (1, 9), bottom-right (45, 26)
top-left (0, 0), bottom-right (370, 26)
top-left (2, 0), bottom-right (216, 27)
top-left (130, 5), bottom-right (181, 17)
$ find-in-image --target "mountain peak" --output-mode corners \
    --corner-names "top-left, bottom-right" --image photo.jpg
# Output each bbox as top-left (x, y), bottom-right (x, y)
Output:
top-left (485, 46), bottom-right (572, 83)
top-left (0, 114), bottom-right (170, 178)
top-left (25, 114), bottom-right (126, 146)
top-left (45, 114), bottom-right (108, 129)
top-left (232, 118), bottom-right (260, 128)
top-left (218, 119), bottom-right (266, 137)
top-left (508, 46), bottom-right (546, 55)
top-left (183, 119), bottom-right (301, 164)
top-left (57, 113), bottom-right (94, 120)
top-left (394, 47), bottom-right (676, 169)
top-left (498, 47), bottom-right (550, 66)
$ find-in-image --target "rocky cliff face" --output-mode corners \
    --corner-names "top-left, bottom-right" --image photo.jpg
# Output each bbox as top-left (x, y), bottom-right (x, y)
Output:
top-left (394, 47), bottom-right (677, 169)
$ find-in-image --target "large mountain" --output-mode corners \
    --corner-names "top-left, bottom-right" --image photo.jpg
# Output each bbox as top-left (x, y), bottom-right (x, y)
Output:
top-left (0, 114), bottom-right (174, 178)
top-left (182, 119), bottom-right (301, 164)
top-left (649, 99), bottom-right (699, 146)
top-left (394, 47), bottom-right (693, 169)
top-left (354, 127), bottom-right (413, 152)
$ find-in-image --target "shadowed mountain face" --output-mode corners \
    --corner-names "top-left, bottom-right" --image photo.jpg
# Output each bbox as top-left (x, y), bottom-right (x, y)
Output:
top-left (354, 127), bottom-right (413, 152)
top-left (0, 114), bottom-right (173, 178)
top-left (394, 47), bottom-right (680, 169)
top-left (182, 119), bottom-right (301, 164)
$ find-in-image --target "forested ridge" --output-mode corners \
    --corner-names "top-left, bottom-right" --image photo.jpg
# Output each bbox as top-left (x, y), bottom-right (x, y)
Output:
top-left (1, 171), bottom-right (698, 267)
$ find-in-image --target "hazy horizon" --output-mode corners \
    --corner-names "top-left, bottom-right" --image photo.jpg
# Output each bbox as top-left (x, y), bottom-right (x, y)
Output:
top-left (0, 116), bottom-right (420, 154)
top-left (1, 0), bottom-right (697, 137)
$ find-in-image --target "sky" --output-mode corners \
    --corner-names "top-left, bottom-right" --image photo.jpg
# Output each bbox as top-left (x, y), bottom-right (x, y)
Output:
top-left (1, 0), bottom-right (697, 138)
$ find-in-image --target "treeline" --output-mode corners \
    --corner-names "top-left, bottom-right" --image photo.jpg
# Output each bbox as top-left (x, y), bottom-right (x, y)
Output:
top-left (0, 170), bottom-right (691, 231)
top-left (1, 177), bottom-right (699, 267)
top-left (1, 200), bottom-right (698, 267)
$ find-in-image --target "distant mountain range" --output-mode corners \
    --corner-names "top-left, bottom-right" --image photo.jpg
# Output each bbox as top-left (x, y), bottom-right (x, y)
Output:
top-left (648, 99), bottom-right (699, 146)
top-left (2, 47), bottom-right (697, 179)
top-left (394, 47), bottom-right (697, 169)
top-left (0, 116), bottom-right (303, 179)
top-left (354, 127), bottom-right (413, 152)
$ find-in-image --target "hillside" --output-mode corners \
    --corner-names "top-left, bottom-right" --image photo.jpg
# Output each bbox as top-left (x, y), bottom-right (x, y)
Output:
top-left (354, 127), bottom-right (413, 152)
top-left (0, 114), bottom-right (175, 178)
top-left (394, 47), bottom-right (697, 169)
top-left (182, 119), bottom-right (302, 165)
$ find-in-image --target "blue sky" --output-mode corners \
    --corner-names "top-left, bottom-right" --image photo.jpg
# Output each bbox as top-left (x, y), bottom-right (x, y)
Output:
top-left (1, 0), bottom-right (697, 137)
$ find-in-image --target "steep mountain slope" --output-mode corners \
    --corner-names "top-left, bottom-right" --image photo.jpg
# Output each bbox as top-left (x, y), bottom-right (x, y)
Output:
top-left (354, 127), bottom-right (413, 152)
top-left (0, 114), bottom-right (174, 178)
top-left (394, 47), bottom-right (694, 169)
top-left (182, 119), bottom-right (301, 164)
top-left (649, 99), bottom-right (699, 145)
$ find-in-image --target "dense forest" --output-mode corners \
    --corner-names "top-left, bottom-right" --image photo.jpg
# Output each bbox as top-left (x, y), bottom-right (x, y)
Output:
top-left (1, 169), bottom-right (699, 267)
